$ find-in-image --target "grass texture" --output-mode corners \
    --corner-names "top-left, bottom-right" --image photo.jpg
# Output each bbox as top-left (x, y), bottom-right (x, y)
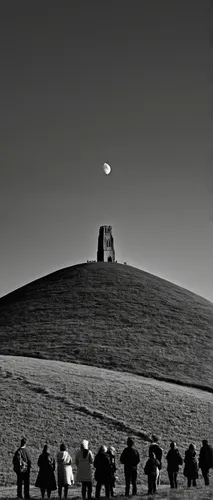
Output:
top-left (0, 263), bottom-right (212, 390)
top-left (0, 355), bottom-right (212, 494)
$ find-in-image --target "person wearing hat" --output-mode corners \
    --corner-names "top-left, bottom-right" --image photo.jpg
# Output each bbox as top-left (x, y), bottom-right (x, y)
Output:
top-left (106, 446), bottom-right (117, 497)
top-left (199, 439), bottom-right (213, 486)
top-left (75, 440), bottom-right (94, 499)
top-left (35, 444), bottom-right (57, 498)
top-left (120, 437), bottom-right (140, 496)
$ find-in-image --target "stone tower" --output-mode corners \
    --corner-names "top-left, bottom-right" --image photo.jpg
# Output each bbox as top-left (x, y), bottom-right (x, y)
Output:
top-left (97, 226), bottom-right (115, 262)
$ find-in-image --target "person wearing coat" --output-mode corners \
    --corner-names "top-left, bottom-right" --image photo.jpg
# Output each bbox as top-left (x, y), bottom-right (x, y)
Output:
top-left (13, 437), bottom-right (32, 500)
top-left (149, 435), bottom-right (163, 486)
top-left (35, 445), bottom-right (57, 498)
top-left (184, 444), bottom-right (198, 488)
top-left (166, 441), bottom-right (183, 489)
top-left (144, 451), bottom-right (160, 495)
top-left (106, 446), bottom-right (117, 497)
top-left (75, 439), bottom-right (93, 499)
top-left (57, 443), bottom-right (74, 499)
top-left (94, 445), bottom-right (112, 498)
top-left (120, 437), bottom-right (140, 496)
top-left (199, 439), bottom-right (213, 486)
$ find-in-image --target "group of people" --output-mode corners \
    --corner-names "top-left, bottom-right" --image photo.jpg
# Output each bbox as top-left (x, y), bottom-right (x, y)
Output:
top-left (12, 435), bottom-right (213, 499)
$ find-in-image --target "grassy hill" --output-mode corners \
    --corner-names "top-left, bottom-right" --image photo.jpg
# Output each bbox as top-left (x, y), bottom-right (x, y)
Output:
top-left (0, 262), bottom-right (212, 390)
top-left (0, 355), bottom-right (212, 492)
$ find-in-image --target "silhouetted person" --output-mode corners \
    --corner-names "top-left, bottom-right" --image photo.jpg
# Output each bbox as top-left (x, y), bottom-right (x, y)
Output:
top-left (13, 438), bottom-right (32, 500)
top-left (144, 451), bottom-right (160, 495)
top-left (75, 439), bottom-right (93, 500)
top-left (149, 435), bottom-right (163, 485)
top-left (120, 437), bottom-right (140, 496)
top-left (35, 444), bottom-right (57, 498)
top-left (94, 445), bottom-right (111, 498)
top-left (199, 440), bottom-right (213, 486)
top-left (184, 444), bottom-right (198, 488)
top-left (166, 441), bottom-right (183, 489)
top-left (106, 446), bottom-right (116, 497)
top-left (57, 443), bottom-right (74, 499)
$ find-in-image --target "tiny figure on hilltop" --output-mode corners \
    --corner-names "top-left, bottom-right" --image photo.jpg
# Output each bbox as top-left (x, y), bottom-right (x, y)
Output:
top-left (94, 445), bottom-right (112, 498)
top-left (75, 439), bottom-right (93, 500)
top-left (149, 435), bottom-right (163, 485)
top-left (106, 446), bottom-right (117, 497)
top-left (13, 437), bottom-right (32, 500)
top-left (199, 439), bottom-right (213, 486)
top-left (57, 443), bottom-right (74, 500)
top-left (166, 441), bottom-right (183, 489)
top-left (120, 437), bottom-right (140, 496)
top-left (144, 450), bottom-right (160, 495)
top-left (184, 443), bottom-right (198, 488)
top-left (35, 444), bottom-right (57, 498)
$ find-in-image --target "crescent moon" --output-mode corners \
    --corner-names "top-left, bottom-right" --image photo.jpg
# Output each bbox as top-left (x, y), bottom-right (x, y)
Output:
top-left (102, 163), bottom-right (111, 175)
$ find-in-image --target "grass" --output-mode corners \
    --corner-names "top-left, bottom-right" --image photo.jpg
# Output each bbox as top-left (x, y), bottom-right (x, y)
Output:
top-left (0, 355), bottom-right (212, 498)
top-left (0, 484), bottom-right (213, 500)
top-left (0, 263), bottom-right (212, 390)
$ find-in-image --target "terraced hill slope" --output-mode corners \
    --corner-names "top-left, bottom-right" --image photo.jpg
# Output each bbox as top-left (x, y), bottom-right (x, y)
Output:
top-left (0, 263), bottom-right (212, 389)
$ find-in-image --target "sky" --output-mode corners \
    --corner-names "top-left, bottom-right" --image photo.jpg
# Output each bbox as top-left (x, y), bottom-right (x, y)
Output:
top-left (0, 0), bottom-right (212, 303)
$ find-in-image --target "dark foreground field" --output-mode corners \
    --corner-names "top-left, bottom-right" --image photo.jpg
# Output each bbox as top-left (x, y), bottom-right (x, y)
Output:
top-left (0, 483), bottom-right (213, 500)
top-left (0, 263), bottom-right (213, 390)
top-left (0, 355), bottom-right (212, 498)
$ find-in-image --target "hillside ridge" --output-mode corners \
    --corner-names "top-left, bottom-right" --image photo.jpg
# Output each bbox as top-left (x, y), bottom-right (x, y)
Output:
top-left (0, 262), bottom-right (212, 305)
top-left (0, 262), bottom-right (212, 390)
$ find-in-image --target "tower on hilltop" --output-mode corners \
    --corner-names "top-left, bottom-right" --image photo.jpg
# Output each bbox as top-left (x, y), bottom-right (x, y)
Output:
top-left (97, 226), bottom-right (115, 262)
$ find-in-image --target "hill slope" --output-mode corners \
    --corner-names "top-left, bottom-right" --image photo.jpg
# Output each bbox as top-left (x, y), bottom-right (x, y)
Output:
top-left (0, 262), bottom-right (212, 389)
top-left (0, 355), bottom-right (212, 488)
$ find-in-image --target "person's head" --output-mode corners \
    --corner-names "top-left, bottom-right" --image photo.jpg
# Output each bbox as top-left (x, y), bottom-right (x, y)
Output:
top-left (202, 440), bottom-right (208, 446)
top-left (60, 443), bottom-right (66, 452)
top-left (81, 440), bottom-right (89, 451)
top-left (170, 441), bottom-right (176, 450)
top-left (108, 446), bottom-right (115, 456)
top-left (127, 437), bottom-right (134, 448)
top-left (152, 435), bottom-right (159, 443)
top-left (20, 438), bottom-right (27, 448)
top-left (189, 444), bottom-right (196, 452)
top-left (43, 444), bottom-right (49, 454)
top-left (99, 445), bottom-right (107, 454)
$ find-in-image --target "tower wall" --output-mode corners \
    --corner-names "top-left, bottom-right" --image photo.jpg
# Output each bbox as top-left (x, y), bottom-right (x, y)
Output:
top-left (97, 226), bottom-right (115, 262)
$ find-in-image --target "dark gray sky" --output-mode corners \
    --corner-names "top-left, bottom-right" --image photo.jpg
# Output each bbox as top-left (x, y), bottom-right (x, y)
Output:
top-left (0, 0), bottom-right (212, 302)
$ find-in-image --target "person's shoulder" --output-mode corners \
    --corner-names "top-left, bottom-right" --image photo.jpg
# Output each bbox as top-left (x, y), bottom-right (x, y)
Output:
top-left (25, 447), bottom-right (32, 456)
top-left (121, 447), bottom-right (128, 454)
